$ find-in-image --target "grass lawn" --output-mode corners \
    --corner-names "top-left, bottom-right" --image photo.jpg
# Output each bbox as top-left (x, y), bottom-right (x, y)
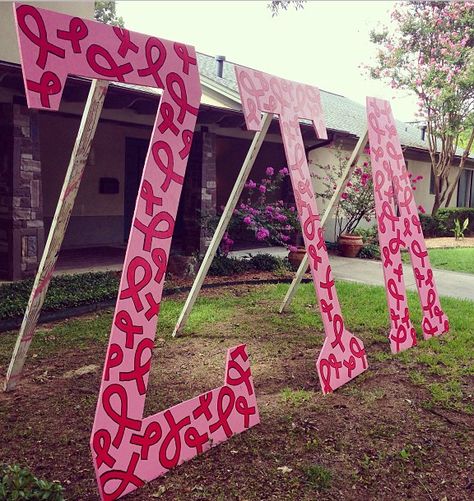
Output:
top-left (0, 281), bottom-right (473, 500)
top-left (402, 246), bottom-right (474, 274)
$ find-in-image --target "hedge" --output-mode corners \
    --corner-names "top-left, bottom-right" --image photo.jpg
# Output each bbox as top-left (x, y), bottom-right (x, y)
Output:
top-left (420, 208), bottom-right (474, 238)
top-left (0, 254), bottom-right (291, 321)
top-left (0, 272), bottom-right (119, 320)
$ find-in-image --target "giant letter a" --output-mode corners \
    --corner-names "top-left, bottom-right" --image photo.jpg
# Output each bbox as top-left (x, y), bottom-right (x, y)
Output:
top-left (367, 97), bottom-right (449, 354)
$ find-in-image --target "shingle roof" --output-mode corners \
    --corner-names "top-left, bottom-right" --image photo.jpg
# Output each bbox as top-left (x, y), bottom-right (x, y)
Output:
top-left (196, 52), bottom-right (472, 159)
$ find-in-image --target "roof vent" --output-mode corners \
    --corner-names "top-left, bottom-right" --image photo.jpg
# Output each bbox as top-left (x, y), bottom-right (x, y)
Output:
top-left (215, 55), bottom-right (226, 78)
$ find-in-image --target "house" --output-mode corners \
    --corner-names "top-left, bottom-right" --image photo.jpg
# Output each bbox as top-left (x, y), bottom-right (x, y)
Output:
top-left (1, 1), bottom-right (473, 281)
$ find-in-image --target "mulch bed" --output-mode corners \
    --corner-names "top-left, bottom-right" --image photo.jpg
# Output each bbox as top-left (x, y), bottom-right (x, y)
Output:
top-left (425, 237), bottom-right (474, 248)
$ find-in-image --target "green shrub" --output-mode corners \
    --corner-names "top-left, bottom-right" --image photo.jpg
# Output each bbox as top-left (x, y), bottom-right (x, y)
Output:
top-left (354, 226), bottom-right (380, 259)
top-left (248, 253), bottom-right (284, 272)
top-left (208, 253), bottom-right (291, 276)
top-left (208, 255), bottom-right (250, 276)
top-left (419, 213), bottom-right (440, 237)
top-left (358, 243), bottom-right (381, 260)
top-left (0, 271), bottom-right (119, 320)
top-left (420, 208), bottom-right (474, 237)
top-left (0, 464), bottom-right (64, 500)
top-left (0, 254), bottom-right (292, 321)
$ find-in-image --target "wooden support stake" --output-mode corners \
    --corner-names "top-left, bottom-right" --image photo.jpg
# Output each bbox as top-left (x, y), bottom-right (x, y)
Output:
top-left (172, 112), bottom-right (273, 337)
top-left (4, 79), bottom-right (109, 392)
top-left (279, 129), bottom-right (369, 313)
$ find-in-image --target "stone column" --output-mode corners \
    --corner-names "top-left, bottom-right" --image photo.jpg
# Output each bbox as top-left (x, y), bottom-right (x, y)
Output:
top-left (0, 101), bottom-right (44, 281)
top-left (200, 130), bottom-right (217, 254)
top-left (180, 129), bottom-right (217, 256)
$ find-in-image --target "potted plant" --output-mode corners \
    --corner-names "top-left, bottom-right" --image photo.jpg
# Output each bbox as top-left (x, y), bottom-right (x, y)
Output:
top-left (287, 230), bottom-right (307, 270)
top-left (310, 146), bottom-right (423, 258)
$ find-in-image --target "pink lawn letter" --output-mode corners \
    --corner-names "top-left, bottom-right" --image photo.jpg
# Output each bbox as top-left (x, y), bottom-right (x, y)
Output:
top-left (367, 97), bottom-right (449, 353)
top-left (14, 4), bottom-right (259, 499)
top-left (235, 67), bottom-right (368, 394)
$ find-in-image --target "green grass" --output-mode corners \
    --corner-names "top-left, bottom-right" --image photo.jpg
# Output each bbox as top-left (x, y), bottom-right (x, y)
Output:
top-left (280, 388), bottom-right (314, 406)
top-left (302, 464), bottom-right (332, 490)
top-left (1, 280), bottom-right (472, 412)
top-left (402, 247), bottom-right (474, 274)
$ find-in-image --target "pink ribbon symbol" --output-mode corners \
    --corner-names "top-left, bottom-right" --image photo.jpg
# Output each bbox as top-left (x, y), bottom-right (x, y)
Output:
top-left (137, 37), bottom-right (167, 87)
top-left (57, 17), bottom-right (88, 53)
top-left (26, 71), bottom-right (61, 108)
top-left (17, 5), bottom-right (65, 68)
top-left (86, 44), bottom-right (133, 82)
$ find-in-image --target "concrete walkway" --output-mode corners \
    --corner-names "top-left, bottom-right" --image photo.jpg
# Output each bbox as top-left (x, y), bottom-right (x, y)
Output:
top-left (329, 256), bottom-right (474, 302)
top-left (230, 247), bottom-right (474, 302)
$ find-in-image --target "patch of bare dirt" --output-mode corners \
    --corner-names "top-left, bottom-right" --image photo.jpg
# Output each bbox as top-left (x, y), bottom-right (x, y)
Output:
top-left (0, 285), bottom-right (472, 501)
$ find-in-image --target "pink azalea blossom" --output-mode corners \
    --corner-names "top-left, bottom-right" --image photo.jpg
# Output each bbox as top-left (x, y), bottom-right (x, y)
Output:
top-left (279, 167), bottom-right (289, 176)
top-left (243, 216), bottom-right (252, 225)
top-left (259, 185), bottom-right (266, 193)
top-left (266, 167), bottom-right (274, 176)
top-left (256, 228), bottom-right (270, 241)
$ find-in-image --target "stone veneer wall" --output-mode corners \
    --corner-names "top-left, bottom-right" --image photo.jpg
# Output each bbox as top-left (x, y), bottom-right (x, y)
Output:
top-left (200, 131), bottom-right (217, 254)
top-left (0, 101), bottom-right (44, 280)
top-left (179, 129), bottom-right (217, 256)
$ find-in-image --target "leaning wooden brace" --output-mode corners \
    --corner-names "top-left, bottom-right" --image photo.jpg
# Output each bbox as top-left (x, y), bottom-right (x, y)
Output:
top-left (279, 129), bottom-right (368, 313)
top-left (172, 112), bottom-right (273, 337)
top-left (5, 78), bottom-right (108, 391)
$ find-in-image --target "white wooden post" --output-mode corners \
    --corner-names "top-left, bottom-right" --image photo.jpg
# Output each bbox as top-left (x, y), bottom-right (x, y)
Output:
top-left (279, 129), bottom-right (369, 313)
top-left (172, 112), bottom-right (273, 337)
top-left (4, 79), bottom-right (109, 392)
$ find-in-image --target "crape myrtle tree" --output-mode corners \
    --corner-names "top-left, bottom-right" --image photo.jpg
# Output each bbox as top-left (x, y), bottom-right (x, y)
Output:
top-left (268, 0), bottom-right (306, 16)
top-left (94, 1), bottom-right (124, 27)
top-left (367, 1), bottom-right (474, 214)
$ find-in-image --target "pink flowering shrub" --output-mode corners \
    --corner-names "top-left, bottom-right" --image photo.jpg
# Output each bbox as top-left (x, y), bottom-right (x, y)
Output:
top-left (220, 167), bottom-right (300, 254)
top-left (365, 1), bottom-right (474, 213)
top-left (310, 145), bottom-right (423, 238)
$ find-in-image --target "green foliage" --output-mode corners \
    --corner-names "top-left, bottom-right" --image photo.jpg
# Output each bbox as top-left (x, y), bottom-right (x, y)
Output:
top-left (302, 464), bottom-right (332, 490)
top-left (354, 225), bottom-right (381, 260)
top-left (0, 464), bottom-right (64, 500)
top-left (311, 147), bottom-right (375, 238)
top-left (246, 253), bottom-right (286, 272)
top-left (420, 208), bottom-right (474, 237)
top-left (452, 217), bottom-right (469, 240)
top-left (280, 387), bottom-right (313, 405)
top-left (208, 254), bottom-right (291, 276)
top-left (208, 255), bottom-right (249, 277)
top-left (0, 255), bottom-right (292, 321)
top-left (268, 0), bottom-right (306, 16)
top-left (399, 448), bottom-right (410, 461)
top-left (0, 272), bottom-right (119, 320)
top-left (94, 1), bottom-right (124, 27)
top-left (367, 1), bottom-right (474, 213)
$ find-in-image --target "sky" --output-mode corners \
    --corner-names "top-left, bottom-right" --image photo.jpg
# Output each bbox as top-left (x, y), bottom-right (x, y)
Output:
top-left (116, 0), bottom-right (419, 122)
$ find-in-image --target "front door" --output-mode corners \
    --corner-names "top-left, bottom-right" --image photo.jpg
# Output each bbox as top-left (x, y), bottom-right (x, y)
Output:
top-left (124, 137), bottom-right (149, 241)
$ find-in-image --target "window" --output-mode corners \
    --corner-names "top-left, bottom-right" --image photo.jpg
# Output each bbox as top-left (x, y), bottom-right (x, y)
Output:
top-left (457, 169), bottom-right (474, 208)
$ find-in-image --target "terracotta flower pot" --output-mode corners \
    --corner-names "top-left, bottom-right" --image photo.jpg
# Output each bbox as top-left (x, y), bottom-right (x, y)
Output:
top-left (338, 233), bottom-right (364, 258)
top-left (288, 246), bottom-right (309, 271)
